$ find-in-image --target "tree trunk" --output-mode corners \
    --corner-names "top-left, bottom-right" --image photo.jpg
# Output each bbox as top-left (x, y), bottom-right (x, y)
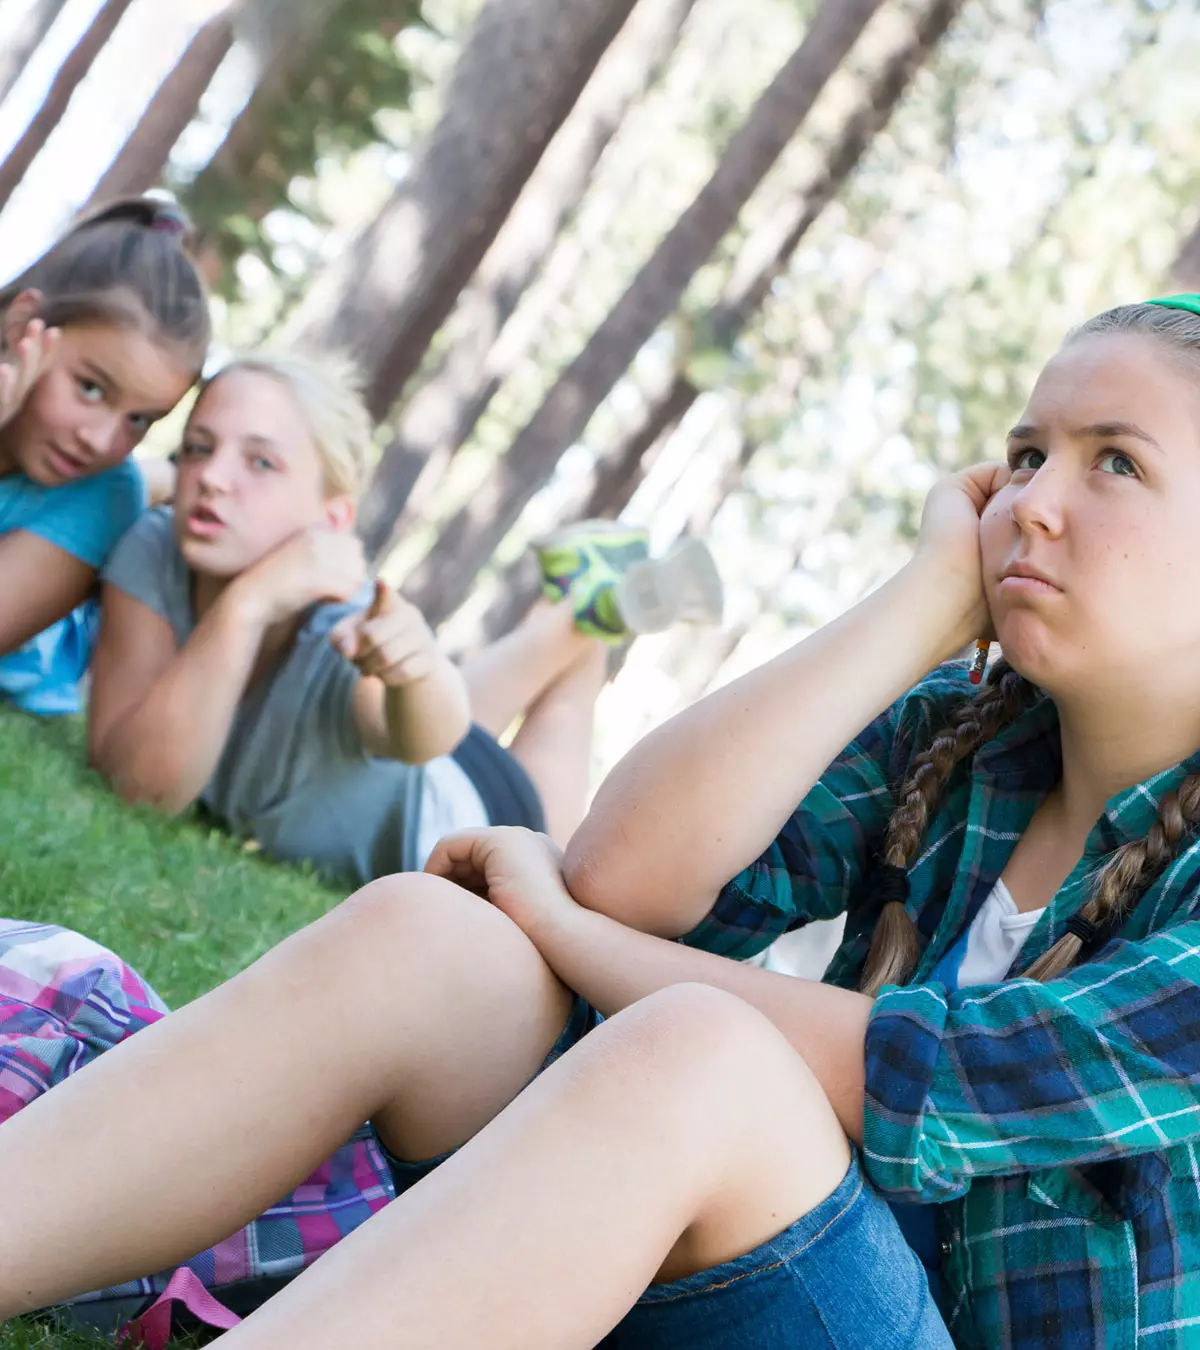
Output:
top-left (358, 0), bottom-right (699, 561)
top-left (1171, 220), bottom-right (1200, 291)
top-left (0, 0), bottom-right (137, 213)
top-left (0, 0), bottom-right (68, 109)
top-left (401, 0), bottom-right (886, 626)
top-left (290, 0), bottom-right (641, 421)
top-left (381, 1), bottom-right (740, 557)
top-left (84, 9), bottom-right (237, 209)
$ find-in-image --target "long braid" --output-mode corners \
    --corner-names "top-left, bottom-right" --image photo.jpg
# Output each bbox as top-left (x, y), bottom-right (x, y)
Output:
top-left (859, 660), bottom-right (1036, 996)
top-left (1023, 772), bottom-right (1200, 981)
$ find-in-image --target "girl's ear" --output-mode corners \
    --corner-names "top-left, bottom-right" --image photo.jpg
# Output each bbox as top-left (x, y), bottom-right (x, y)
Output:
top-left (324, 493), bottom-right (357, 533)
top-left (2, 290), bottom-right (43, 352)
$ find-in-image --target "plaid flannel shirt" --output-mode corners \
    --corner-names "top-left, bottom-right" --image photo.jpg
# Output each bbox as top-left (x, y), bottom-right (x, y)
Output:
top-left (685, 664), bottom-right (1200, 1350)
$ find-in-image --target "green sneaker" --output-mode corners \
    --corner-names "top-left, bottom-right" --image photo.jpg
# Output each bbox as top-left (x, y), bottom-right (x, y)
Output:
top-left (536, 523), bottom-right (723, 644)
top-left (534, 521), bottom-right (652, 605)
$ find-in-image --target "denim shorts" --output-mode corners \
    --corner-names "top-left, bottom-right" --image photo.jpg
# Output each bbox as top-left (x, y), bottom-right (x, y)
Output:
top-left (376, 998), bottom-right (952, 1349)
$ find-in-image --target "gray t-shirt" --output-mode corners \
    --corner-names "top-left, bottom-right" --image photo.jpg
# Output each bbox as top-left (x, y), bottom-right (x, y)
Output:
top-left (102, 508), bottom-right (486, 884)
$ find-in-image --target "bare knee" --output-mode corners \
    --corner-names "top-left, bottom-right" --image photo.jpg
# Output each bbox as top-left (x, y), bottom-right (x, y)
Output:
top-left (608, 984), bottom-right (801, 1093)
top-left (603, 987), bottom-right (849, 1184)
top-left (268, 873), bottom-right (566, 1031)
top-left (318, 876), bottom-right (575, 1155)
top-left (602, 986), bottom-right (851, 1279)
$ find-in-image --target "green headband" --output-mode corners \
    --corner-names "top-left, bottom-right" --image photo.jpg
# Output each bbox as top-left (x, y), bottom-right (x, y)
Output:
top-left (1147, 293), bottom-right (1200, 317)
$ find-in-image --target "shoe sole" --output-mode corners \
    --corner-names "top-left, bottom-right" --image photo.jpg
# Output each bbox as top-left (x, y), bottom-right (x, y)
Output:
top-left (615, 538), bottom-right (724, 634)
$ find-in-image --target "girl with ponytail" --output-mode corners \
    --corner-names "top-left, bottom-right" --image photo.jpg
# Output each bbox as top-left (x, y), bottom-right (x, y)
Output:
top-left (0, 196), bottom-right (209, 714)
top-left (6, 298), bottom-right (1200, 1350)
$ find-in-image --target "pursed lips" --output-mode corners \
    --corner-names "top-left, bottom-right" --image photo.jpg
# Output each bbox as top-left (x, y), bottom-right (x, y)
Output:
top-left (999, 560), bottom-right (1062, 593)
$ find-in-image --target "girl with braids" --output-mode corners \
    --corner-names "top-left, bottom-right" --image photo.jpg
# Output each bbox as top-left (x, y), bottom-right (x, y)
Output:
top-left (0, 197), bottom-right (210, 714)
top-left (3, 298), bottom-right (1200, 1350)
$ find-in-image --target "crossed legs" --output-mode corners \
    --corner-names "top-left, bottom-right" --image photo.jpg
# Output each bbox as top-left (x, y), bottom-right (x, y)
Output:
top-left (0, 875), bottom-right (850, 1347)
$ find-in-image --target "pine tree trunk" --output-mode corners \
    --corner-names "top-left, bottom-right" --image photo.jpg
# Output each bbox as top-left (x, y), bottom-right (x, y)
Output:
top-left (85, 10), bottom-right (236, 208)
top-left (358, 0), bottom-right (699, 561)
top-left (290, 0), bottom-right (641, 421)
top-left (0, 0), bottom-right (69, 108)
top-left (385, 1), bottom-right (739, 550)
top-left (0, 0), bottom-right (137, 213)
top-left (401, 0), bottom-right (886, 626)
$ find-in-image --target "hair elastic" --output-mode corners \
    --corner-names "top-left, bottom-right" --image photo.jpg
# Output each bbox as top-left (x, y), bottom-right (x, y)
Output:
top-left (1147, 294), bottom-right (1200, 318)
top-left (874, 863), bottom-right (910, 905)
top-left (149, 205), bottom-right (189, 236)
top-left (1065, 913), bottom-right (1098, 945)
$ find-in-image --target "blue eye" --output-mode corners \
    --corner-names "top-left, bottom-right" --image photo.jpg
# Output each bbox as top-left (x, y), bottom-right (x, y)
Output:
top-left (1009, 448), bottom-right (1045, 472)
top-left (250, 454), bottom-right (278, 472)
top-left (128, 413), bottom-right (152, 436)
top-left (178, 440), bottom-right (211, 460)
top-left (1098, 450), bottom-right (1138, 477)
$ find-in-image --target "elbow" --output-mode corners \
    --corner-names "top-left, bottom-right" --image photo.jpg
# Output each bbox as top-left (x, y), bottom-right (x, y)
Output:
top-left (563, 826), bottom-right (682, 936)
top-left (89, 737), bottom-right (192, 817)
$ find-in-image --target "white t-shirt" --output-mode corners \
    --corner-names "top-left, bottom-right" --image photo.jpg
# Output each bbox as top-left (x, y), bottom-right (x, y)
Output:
top-left (953, 878), bottom-right (1044, 986)
top-left (755, 878), bottom-right (1044, 985)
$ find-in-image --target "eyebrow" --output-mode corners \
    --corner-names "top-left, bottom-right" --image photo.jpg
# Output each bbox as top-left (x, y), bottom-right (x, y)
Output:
top-left (1006, 421), bottom-right (1163, 452)
top-left (185, 424), bottom-right (279, 450)
top-left (244, 434), bottom-right (280, 452)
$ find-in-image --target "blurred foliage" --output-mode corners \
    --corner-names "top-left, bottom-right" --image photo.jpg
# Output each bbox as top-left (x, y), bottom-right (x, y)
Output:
top-left (174, 0), bottom-right (425, 298)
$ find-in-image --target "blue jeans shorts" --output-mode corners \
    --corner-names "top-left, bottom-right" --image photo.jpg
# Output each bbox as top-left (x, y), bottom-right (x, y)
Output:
top-left (376, 998), bottom-right (952, 1349)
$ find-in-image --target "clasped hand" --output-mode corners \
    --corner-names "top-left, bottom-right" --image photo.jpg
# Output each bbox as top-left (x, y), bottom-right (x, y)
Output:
top-left (425, 826), bottom-right (580, 945)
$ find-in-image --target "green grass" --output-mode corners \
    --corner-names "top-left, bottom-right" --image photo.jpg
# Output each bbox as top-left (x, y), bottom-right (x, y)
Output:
top-left (0, 704), bottom-right (344, 1348)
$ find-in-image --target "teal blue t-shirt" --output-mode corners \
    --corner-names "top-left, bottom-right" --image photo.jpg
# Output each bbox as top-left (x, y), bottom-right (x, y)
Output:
top-left (0, 461), bottom-right (146, 714)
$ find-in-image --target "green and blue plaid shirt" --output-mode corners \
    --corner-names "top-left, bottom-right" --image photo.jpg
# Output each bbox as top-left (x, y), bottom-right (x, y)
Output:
top-left (686, 664), bottom-right (1200, 1349)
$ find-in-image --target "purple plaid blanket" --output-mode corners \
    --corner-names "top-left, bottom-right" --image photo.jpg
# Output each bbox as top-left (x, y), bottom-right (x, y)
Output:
top-left (0, 919), bottom-right (394, 1335)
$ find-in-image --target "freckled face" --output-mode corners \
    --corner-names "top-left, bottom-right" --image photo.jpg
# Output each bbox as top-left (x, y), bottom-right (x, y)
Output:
top-left (979, 331), bottom-right (1200, 697)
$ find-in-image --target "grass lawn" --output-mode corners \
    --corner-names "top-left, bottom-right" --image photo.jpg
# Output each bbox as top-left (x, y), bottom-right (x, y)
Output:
top-left (0, 703), bottom-right (345, 1348)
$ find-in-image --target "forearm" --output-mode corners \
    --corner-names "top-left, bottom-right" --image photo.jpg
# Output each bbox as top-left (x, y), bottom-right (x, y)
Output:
top-left (535, 904), bottom-right (870, 1143)
top-left (383, 656), bottom-right (471, 763)
top-left (565, 555), bottom-right (971, 936)
top-left (93, 592), bottom-right (265, 812)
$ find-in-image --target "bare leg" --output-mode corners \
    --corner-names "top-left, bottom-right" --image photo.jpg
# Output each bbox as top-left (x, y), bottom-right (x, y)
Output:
top-left (214, 985), bottom-right (854, 1349)
top-left (0, 875), bottom-right (572, 1317)
top-left (507, 640), bottom-right (607, 844)
top-left (461, 602), bottom-right (598, 740)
